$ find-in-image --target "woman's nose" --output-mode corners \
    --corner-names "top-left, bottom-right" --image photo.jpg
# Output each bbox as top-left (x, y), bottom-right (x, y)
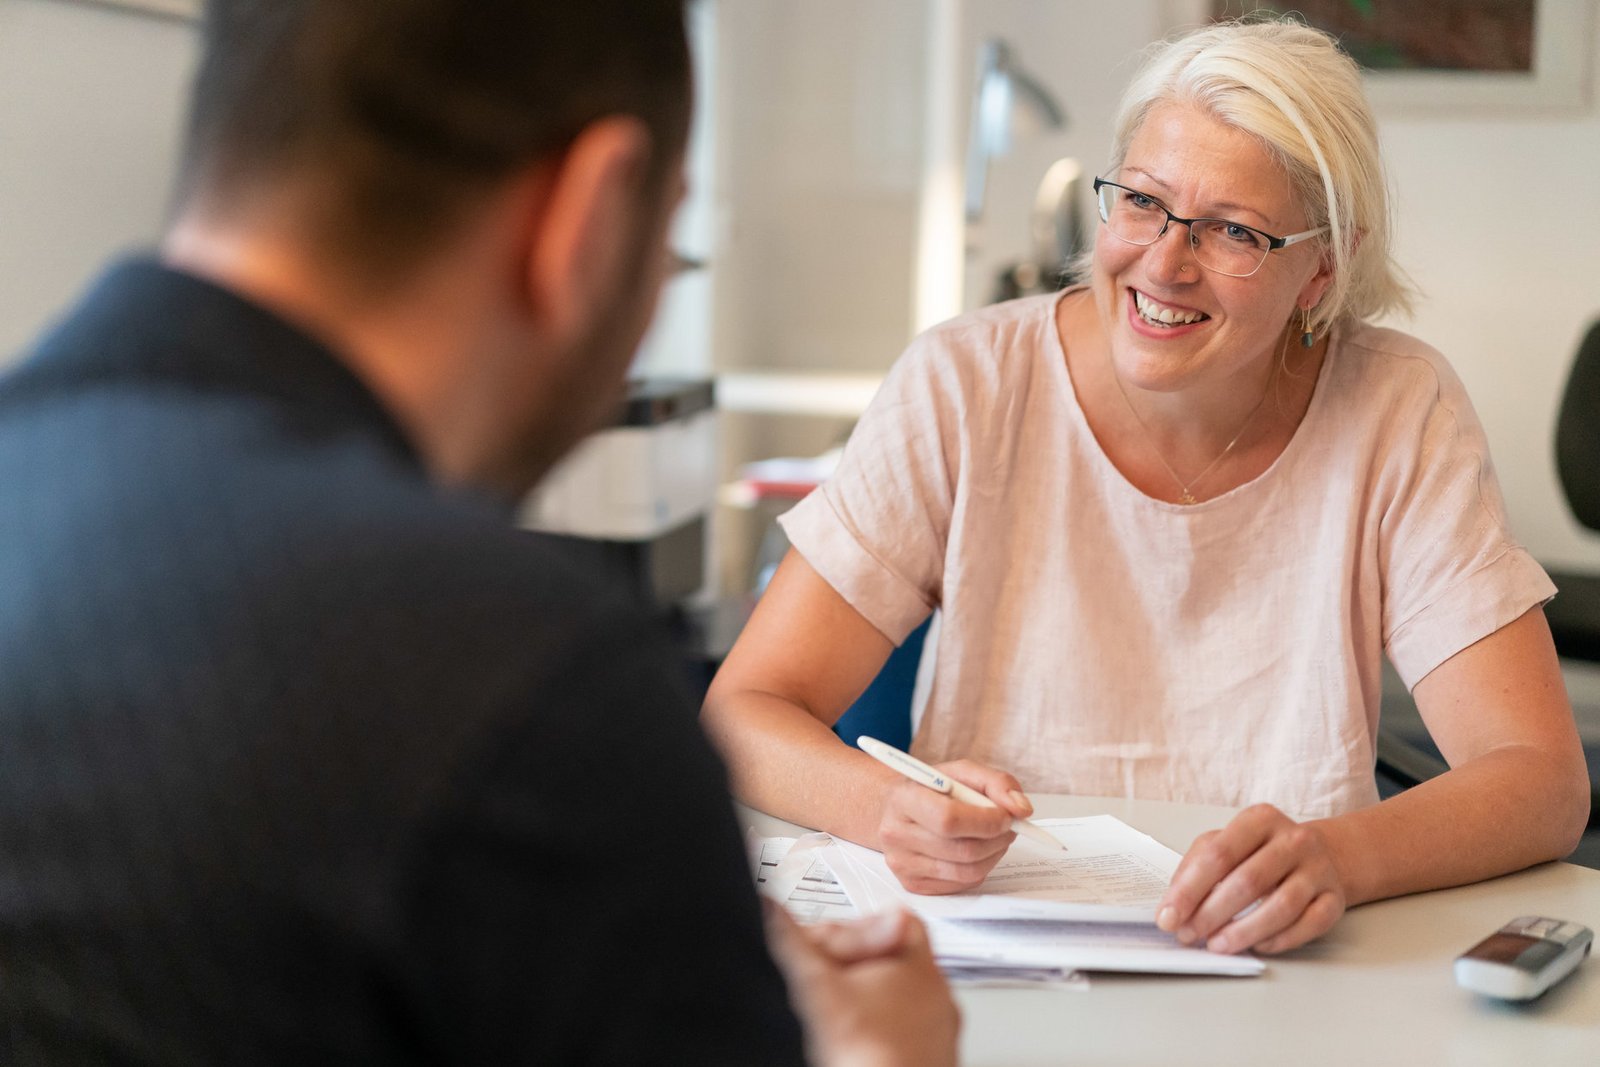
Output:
top-left (1144, 222), bottom-right (1198, 283)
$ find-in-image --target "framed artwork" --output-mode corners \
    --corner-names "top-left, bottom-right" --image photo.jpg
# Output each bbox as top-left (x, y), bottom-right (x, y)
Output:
top-left (71, 0), bottom-right (201, 19)
top-left (1157, 0), bottom-right (1594, 114)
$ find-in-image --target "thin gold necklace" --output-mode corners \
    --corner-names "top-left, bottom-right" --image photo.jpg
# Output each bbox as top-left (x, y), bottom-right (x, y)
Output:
top-left (1110, 336), bottom-right (1282, 506)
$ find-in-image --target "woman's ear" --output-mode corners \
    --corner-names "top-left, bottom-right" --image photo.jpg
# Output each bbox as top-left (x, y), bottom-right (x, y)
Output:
top-left (518, 116), bottom-right (654, 347)
top-left (1297, 249), bottom-right (1337, 312)
top-left (1299, 227), bottom-right (1361, 312)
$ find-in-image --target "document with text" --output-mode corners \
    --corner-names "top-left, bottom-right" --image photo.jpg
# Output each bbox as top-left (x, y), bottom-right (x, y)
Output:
top-left (749, 815), bottom-right (1264, 978)
top-left (825, 815), bottom-right (1179, 922)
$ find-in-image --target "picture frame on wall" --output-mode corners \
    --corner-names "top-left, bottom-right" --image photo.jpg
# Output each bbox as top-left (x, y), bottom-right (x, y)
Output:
top-left (74, 0), bottom-right (201, 20)
top-left (1157, 0), bottom-right (1594, 115)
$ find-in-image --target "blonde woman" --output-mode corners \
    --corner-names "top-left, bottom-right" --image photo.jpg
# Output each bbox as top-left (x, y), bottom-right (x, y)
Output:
top-left (703, 17), bottom-right (1589, 956)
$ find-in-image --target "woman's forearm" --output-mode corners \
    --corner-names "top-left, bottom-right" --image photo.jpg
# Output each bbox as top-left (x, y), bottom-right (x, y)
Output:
top-left (701, 688), bottom-right (903, 848)
top-left (1315, 744), bottom-right (1590, 908)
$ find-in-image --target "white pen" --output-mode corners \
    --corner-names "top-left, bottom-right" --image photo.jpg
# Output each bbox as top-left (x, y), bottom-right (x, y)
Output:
top-left (856, 735), bottom-right (1065, 852)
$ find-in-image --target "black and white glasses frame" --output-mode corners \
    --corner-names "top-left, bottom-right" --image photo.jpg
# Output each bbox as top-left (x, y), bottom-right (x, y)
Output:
top-left (1092, 177), bottom-right (1326, 278)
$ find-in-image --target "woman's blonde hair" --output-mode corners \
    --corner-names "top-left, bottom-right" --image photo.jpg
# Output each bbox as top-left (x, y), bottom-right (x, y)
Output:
top-left (1100, 16), bottom-right (1414, 334)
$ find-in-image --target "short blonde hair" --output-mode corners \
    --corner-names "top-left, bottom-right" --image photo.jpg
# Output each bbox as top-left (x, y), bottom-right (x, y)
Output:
top-left (1103, 17), bottom-right (1414, 334)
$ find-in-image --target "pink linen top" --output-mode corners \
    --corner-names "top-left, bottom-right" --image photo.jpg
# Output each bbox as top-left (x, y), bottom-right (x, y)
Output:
top-left (779, 290), bottom-right (1554, 819)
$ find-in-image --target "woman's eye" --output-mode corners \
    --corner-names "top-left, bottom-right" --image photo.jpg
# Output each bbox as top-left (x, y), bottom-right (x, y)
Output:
top-left (1223, 223), bottom-right (1260, 245)
top-left (1129, 192), bottom-right (1161, 211)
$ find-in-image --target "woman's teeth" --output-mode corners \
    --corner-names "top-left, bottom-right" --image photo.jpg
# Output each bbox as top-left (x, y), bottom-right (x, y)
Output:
top-left (1134, 290), bottom-right (1206, 327)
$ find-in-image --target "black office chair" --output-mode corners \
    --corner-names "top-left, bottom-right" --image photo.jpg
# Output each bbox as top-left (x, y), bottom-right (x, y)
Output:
top-left (1545, 319), bottom-right (1600, 660)
top-left (1373, 727), bottom-right (1448, 796)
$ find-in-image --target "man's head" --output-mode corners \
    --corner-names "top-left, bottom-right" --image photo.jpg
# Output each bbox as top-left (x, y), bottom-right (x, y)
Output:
top-left (180, 0), bottom-right (690, 289)
top-left (167, 0), bottom-right (692, 493)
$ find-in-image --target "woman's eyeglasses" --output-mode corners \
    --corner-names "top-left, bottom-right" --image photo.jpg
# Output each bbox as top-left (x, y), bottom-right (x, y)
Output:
top-left (1092, 177), bottom-right (1325, 278)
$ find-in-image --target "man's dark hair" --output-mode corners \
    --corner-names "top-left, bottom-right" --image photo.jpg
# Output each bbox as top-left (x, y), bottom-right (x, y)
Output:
top-left (180, 0), bottom-right (691, 280)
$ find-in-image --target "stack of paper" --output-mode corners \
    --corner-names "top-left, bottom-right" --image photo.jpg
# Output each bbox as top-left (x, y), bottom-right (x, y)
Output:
top-left (749, 815), bottom-right (1264, 983)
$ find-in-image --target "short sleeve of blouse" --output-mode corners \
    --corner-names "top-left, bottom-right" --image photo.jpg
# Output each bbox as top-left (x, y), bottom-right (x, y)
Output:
top-left (778, 326), bottom-right (971, 645)
top-left (1376, 345), bottom-right (1555, 689)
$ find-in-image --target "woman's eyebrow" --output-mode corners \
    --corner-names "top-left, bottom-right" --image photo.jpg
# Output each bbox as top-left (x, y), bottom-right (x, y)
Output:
top-left (1121, 166), bottom-right (1275, 227)
top-left (1205, 199), bottom-right (1272, 226)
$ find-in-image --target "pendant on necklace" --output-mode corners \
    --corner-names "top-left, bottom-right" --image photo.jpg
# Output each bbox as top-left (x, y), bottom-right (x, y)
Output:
top-left (1179, 491), bottom-right (1197, 505)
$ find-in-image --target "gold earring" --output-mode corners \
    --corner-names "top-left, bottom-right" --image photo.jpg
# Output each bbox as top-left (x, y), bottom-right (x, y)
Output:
top-left (1300, 307), bottom-right (1315, 349)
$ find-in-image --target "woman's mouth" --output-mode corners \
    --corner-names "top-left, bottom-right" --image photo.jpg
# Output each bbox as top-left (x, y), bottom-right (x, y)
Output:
top-left (1131, 289), bottom-right (1209, 329)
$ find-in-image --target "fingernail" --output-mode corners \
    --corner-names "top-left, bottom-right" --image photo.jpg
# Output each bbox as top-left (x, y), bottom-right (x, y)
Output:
top-left (1208, 935), bottom-right (1232, 954)
top-left (1156, 906), bottom-right (1176, 931)
top-left (1008, 790), bottom-right (1033, 815)
top-left (1176, 925), bottom-right (1196, 945)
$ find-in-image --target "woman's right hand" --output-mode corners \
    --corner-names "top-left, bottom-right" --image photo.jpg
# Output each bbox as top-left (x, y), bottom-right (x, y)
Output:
top-left (877, 759), bottom-right (1033, 894)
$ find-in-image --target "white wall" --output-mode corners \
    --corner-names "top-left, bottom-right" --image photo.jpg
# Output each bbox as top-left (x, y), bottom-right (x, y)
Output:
top-left (708, 0), bottom-right (933, 590)
top-left (0, 0), bottom-right (197, 360)
top-left (710, 0), bottom-right (928, 376)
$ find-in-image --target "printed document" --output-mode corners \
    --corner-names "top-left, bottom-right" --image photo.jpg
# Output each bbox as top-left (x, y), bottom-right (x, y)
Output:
top-left (750, 814), bottom-right (1264, 978)
top-left (824, 815), bottom-right (1178, 921)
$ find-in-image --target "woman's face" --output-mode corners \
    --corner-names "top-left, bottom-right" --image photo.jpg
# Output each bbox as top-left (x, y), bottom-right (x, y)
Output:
top-left (1092, 101), bottom-right (1332, 395)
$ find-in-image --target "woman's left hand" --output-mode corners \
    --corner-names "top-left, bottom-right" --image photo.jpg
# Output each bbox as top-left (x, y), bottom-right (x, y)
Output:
top-left (1155, 803), bottom-right (1348, 955)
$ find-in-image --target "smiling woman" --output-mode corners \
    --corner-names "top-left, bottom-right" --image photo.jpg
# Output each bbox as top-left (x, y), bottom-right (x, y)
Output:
top-left (700, 15), bottom-right (1590, 959)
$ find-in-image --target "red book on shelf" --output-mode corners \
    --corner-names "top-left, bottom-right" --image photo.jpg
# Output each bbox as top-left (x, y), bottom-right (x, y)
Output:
top-left (737, 449), bottom-right (842, 501)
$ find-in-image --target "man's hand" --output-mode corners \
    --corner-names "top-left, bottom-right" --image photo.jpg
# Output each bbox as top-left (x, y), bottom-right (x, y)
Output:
top-left (877, 759), bottom-right (1031, 894)
top-left (1156, 803), bottom-right (1348, 955)
top-left (765, 906), bottom-right (959, 1067)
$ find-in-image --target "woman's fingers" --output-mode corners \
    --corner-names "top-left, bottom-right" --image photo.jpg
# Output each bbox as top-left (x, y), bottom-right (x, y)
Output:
top-left (877, 774), bottom-right (1018, 893)
top-left (939, 758), bottom-right (1033, 817)
top-left (1180, 823), bottom-right (1318, 939)
top-left (1198, 869), bottom-right (1316, 953)
top-left (1158, 806), bottom-right (1280, 932)
top-left (1157, 804), bottom-right (1346, 954)
top-left (1251, 891), bottom-right (1344, 954)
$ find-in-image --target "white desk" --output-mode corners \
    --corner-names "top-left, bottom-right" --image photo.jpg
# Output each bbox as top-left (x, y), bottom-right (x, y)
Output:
top-left (744, 794), bottom-right (1600, 1066)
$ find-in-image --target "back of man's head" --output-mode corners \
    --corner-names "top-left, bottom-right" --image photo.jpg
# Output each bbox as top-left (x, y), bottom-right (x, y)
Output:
top-left (179, 0), bottom-right (691, 287)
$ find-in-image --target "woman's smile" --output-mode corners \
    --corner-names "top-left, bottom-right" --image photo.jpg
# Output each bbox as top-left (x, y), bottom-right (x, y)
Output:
top-left (1129, 288), bottom-right (1210, 335)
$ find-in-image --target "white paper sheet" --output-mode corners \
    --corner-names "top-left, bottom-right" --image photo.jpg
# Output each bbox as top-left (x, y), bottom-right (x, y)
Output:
top-left (748, 816), bottom-right (1264, 978)
top-left (748, 831), bottom-right (1094, 986)
top-left (931, 919), bottom-right (1264, 976)
top-left (807, 814), bottom-right (1265, 978)
top-left (823, 815), bottom-right (1177, 922)
top-left (941, 962), bottom-right (1092, 990)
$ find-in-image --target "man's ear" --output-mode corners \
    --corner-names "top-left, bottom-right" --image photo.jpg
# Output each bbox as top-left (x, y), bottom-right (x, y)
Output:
top-left (520, 116), bottom-right (654, 344)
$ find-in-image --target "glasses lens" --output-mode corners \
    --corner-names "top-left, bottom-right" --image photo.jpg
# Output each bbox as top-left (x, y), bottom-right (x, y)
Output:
top-left (1190, 219), bottom-right (1269, 277)
top-left (1098, 184), bottom-right (1166, 245)
top-left (1096, 181), bottom-right (1274, 277)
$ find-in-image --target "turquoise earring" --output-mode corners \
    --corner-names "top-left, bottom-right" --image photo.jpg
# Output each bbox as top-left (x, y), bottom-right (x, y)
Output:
top-left (1300, 308), bottom-right (1315, 349)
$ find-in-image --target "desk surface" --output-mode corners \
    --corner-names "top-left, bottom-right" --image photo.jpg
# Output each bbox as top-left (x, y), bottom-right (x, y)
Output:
top-left (744, 794), bottom-right (1600, 1066)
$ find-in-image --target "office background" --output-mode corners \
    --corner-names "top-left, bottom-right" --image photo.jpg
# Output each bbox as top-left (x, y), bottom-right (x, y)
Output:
top-left (4, 0), bottom-right (1599, 803)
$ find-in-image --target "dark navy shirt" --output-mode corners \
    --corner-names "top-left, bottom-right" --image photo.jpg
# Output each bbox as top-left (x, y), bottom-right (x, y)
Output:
top-left (0, 260), bottom-right (804, 1065)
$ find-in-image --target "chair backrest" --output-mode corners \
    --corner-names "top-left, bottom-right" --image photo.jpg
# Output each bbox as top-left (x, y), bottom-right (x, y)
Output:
top-left (830, 617), bottom-right (928, 751)
top-left (1556, 319), bottom-right (1600, 531)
